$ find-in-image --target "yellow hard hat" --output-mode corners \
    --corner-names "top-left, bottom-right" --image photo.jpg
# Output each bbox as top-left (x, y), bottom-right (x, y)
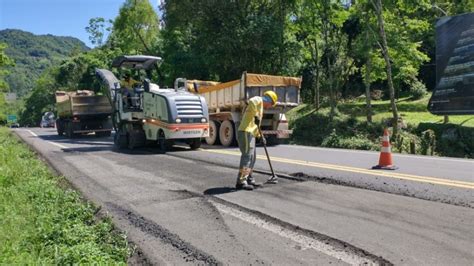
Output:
top-left (264, 91), bottom-right (278, 106)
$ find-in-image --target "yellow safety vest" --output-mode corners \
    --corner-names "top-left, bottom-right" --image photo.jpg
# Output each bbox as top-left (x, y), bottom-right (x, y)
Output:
top-left (120, 78), bottom-right (138, 89)
top-left (238, 96), bottom-right (263, 137)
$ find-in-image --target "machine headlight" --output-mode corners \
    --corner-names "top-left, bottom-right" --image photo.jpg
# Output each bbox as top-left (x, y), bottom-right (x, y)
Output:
top-left (201, 118), bottom-right (207, 123)
top-left (175, 118), bottom-right (182, 123)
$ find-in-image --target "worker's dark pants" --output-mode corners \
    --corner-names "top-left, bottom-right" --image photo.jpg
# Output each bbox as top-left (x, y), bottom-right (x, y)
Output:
top-left (236, 131), bottom-right (256, 184)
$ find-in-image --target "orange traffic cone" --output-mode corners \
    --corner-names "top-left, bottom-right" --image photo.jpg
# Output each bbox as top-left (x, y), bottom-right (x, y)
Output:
top-left (372, 128), bottom-right (398, 170)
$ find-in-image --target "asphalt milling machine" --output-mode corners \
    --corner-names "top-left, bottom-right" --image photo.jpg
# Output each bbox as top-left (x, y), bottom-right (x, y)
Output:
top-left (96, 55), bottom-right (210, 152)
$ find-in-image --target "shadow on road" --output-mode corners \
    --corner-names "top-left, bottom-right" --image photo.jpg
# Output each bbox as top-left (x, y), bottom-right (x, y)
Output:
top-left (203, 187), bottom-right (236, 195)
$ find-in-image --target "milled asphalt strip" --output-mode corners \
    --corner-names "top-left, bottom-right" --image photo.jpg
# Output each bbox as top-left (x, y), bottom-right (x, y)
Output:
top-left (204, 149), bottom-right (474, 190)
top-left (213, 202), bottom-right (372, 265)
top-left (208, 197), bottom-right (391, 265)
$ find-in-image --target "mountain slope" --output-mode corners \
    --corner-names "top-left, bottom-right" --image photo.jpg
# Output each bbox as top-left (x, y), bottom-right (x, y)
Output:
top-left (0, 29), bottom-right (89, 96)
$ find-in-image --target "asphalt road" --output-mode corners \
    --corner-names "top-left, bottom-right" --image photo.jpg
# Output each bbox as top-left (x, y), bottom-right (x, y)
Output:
top-left (13, 128), bottom-right (474, 265)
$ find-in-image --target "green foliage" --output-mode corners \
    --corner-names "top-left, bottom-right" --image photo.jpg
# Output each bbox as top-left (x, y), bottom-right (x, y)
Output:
top-left (19, 70), bottom-right (57, 126)
top-left (289, 106), bottom-right (383, 149)
top-left (288, 97), bottom-right (474, 158)
top-left (86, 17), bottom-right (113, 47)
top-left (417, 122), bottom-right (474, 158)
top-left (161, 0), bottom-right (300, 84)
top-left (0, 29), bottom-right (89, 96)
top-left (0, 43), bottom-right (17, 125)
top-left (0, 128), bottom-right (130, 263)
top-left (409, 79), bottom-right (427, 100)
top-left (19, 48), bottom-right (118, 126)
top-left (420, 129), bottom-right (436, 155)
top-left (110, 0), bottom-right (160, 54)
top-left (321, 129), bottom-right (380, 150)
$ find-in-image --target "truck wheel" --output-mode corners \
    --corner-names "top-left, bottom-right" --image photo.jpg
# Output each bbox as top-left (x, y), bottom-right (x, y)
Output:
top-left (189, 138), bottom-right (202, 150)
top-left (56, 120), bottom-right (63, 136)
top-left (114, 129), bottom-right (128, 149)
top-left (66, 122), bottom-right (74, 138)
top-left (127, 133), bottom-right (136, 150)
top-left (219, 120), bottom-right (236, 147)
top-left (205, 120), bottom-right (220, 145)
top-left (157, 130), bottom-right (167, 153)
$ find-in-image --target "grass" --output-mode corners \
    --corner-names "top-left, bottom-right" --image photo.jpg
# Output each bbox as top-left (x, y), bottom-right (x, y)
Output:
top-left (339, 96), bottom-right (474, 127)
top-left (0, 127), bottom-right (131, 264)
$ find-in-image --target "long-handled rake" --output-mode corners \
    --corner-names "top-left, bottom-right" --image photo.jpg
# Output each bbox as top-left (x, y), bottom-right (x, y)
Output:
top-left (257, 126), bottom-right (278, 184)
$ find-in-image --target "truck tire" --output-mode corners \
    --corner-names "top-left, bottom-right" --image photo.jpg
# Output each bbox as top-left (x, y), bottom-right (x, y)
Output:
top-left (65, 121), bottom-right (74, 138)
top-left (219, 120), bottom-right (236, 147)
top-left (188, 138), bottom-right (202, 150)
top-left (114, 129), bottom-right (128, 149)
top-left (127, 133), bottom-right (136, 150)
top-left (205, 120), bottom-right (220, 145)
top-left (157, 130), bottom-right (167, 154)
top-left (56, 120), bottom-right (64, 136)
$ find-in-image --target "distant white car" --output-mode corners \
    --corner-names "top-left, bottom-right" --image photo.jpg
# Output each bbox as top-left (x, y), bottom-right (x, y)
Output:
top-left (40, 112), bottom-right (56, 128)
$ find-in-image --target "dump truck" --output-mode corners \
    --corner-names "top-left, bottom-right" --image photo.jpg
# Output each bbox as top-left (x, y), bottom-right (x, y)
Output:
top-left (55, 90), bottom-right (113, 137)
top-left (187, 72), bottom-right (301, 146)
top-left (96, 55), bottom-right (209, 151)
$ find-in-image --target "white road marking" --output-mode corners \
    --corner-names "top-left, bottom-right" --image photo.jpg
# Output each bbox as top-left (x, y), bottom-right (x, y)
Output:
top-left (26, 129), bottom-right (68, 149)
top-left (212, 201), bottom-right (375, 265)
top-left (27, 130), bottom-right (38, 137)
top-left (47, 141), bottom-right (68, 149)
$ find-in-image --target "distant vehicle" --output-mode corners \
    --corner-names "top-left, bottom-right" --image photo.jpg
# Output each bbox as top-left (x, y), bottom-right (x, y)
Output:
top-left (40, 112), bottom-right (56, 128)
top-left (55, 90), bottom-right (113, 138)
top-left (96, 55), bottom-right (209, 151)
top-left (10, 123), bottom-right (19, 128)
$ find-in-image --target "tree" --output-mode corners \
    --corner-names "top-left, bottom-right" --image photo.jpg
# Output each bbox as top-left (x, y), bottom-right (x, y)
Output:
top-left (86, 17), bottom-right (113, 47)
top-left (372, 0), bottom-right (399, 134)
top-left (294, 0), bottom-right (354, 117)
top-left (0, 43), bottom-right (14, 92)
top-left (352, 0), bottom-right (431, 131)
top-left (161, 0), bottom-right (300, 83)
top-left (110, 0), bottom-right (160, 54)
top-left (294, 1), bottom-right (324, 109)
top-left (0, 43), bottom-right (15, 124)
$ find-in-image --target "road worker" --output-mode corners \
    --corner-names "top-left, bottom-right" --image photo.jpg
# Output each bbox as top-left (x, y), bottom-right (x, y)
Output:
top-left (236, 91), bottom-right (278, 190)
top-left (120, 72), bottom-right (139, 108)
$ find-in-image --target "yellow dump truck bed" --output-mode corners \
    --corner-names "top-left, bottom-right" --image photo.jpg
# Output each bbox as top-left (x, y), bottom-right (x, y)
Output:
top-left (55, 90), bottom-right (112, 118)
top-left (187, 72), bottom-right (301, 111)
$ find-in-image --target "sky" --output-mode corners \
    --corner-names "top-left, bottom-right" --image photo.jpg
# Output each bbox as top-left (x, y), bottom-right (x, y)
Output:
top-left (0, 0), bottom-right (161, 48)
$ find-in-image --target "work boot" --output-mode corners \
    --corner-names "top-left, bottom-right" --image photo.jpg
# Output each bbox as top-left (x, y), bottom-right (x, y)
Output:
top-left (235, 180), bottom-right (254, 190)
top-left (248, 176), bottom-right (263, 187)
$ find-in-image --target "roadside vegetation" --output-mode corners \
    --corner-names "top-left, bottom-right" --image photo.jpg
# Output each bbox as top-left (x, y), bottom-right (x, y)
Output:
top-left (288, 94), bottom-right (474, 158)
top-left (0, 128), bottom-right (131, 264)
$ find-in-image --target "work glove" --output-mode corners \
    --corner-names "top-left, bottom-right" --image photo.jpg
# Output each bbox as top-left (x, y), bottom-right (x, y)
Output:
top-left (254, 117), bottom-right (261, 126)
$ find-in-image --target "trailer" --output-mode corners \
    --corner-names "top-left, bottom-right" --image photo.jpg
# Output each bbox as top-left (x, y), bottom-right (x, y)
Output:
top-left (96, 55), bottom-right (209, 151)
top-left (55, 90), bottom-right (113, 137)
top-left (187, 72), bottom-right (301, 146)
